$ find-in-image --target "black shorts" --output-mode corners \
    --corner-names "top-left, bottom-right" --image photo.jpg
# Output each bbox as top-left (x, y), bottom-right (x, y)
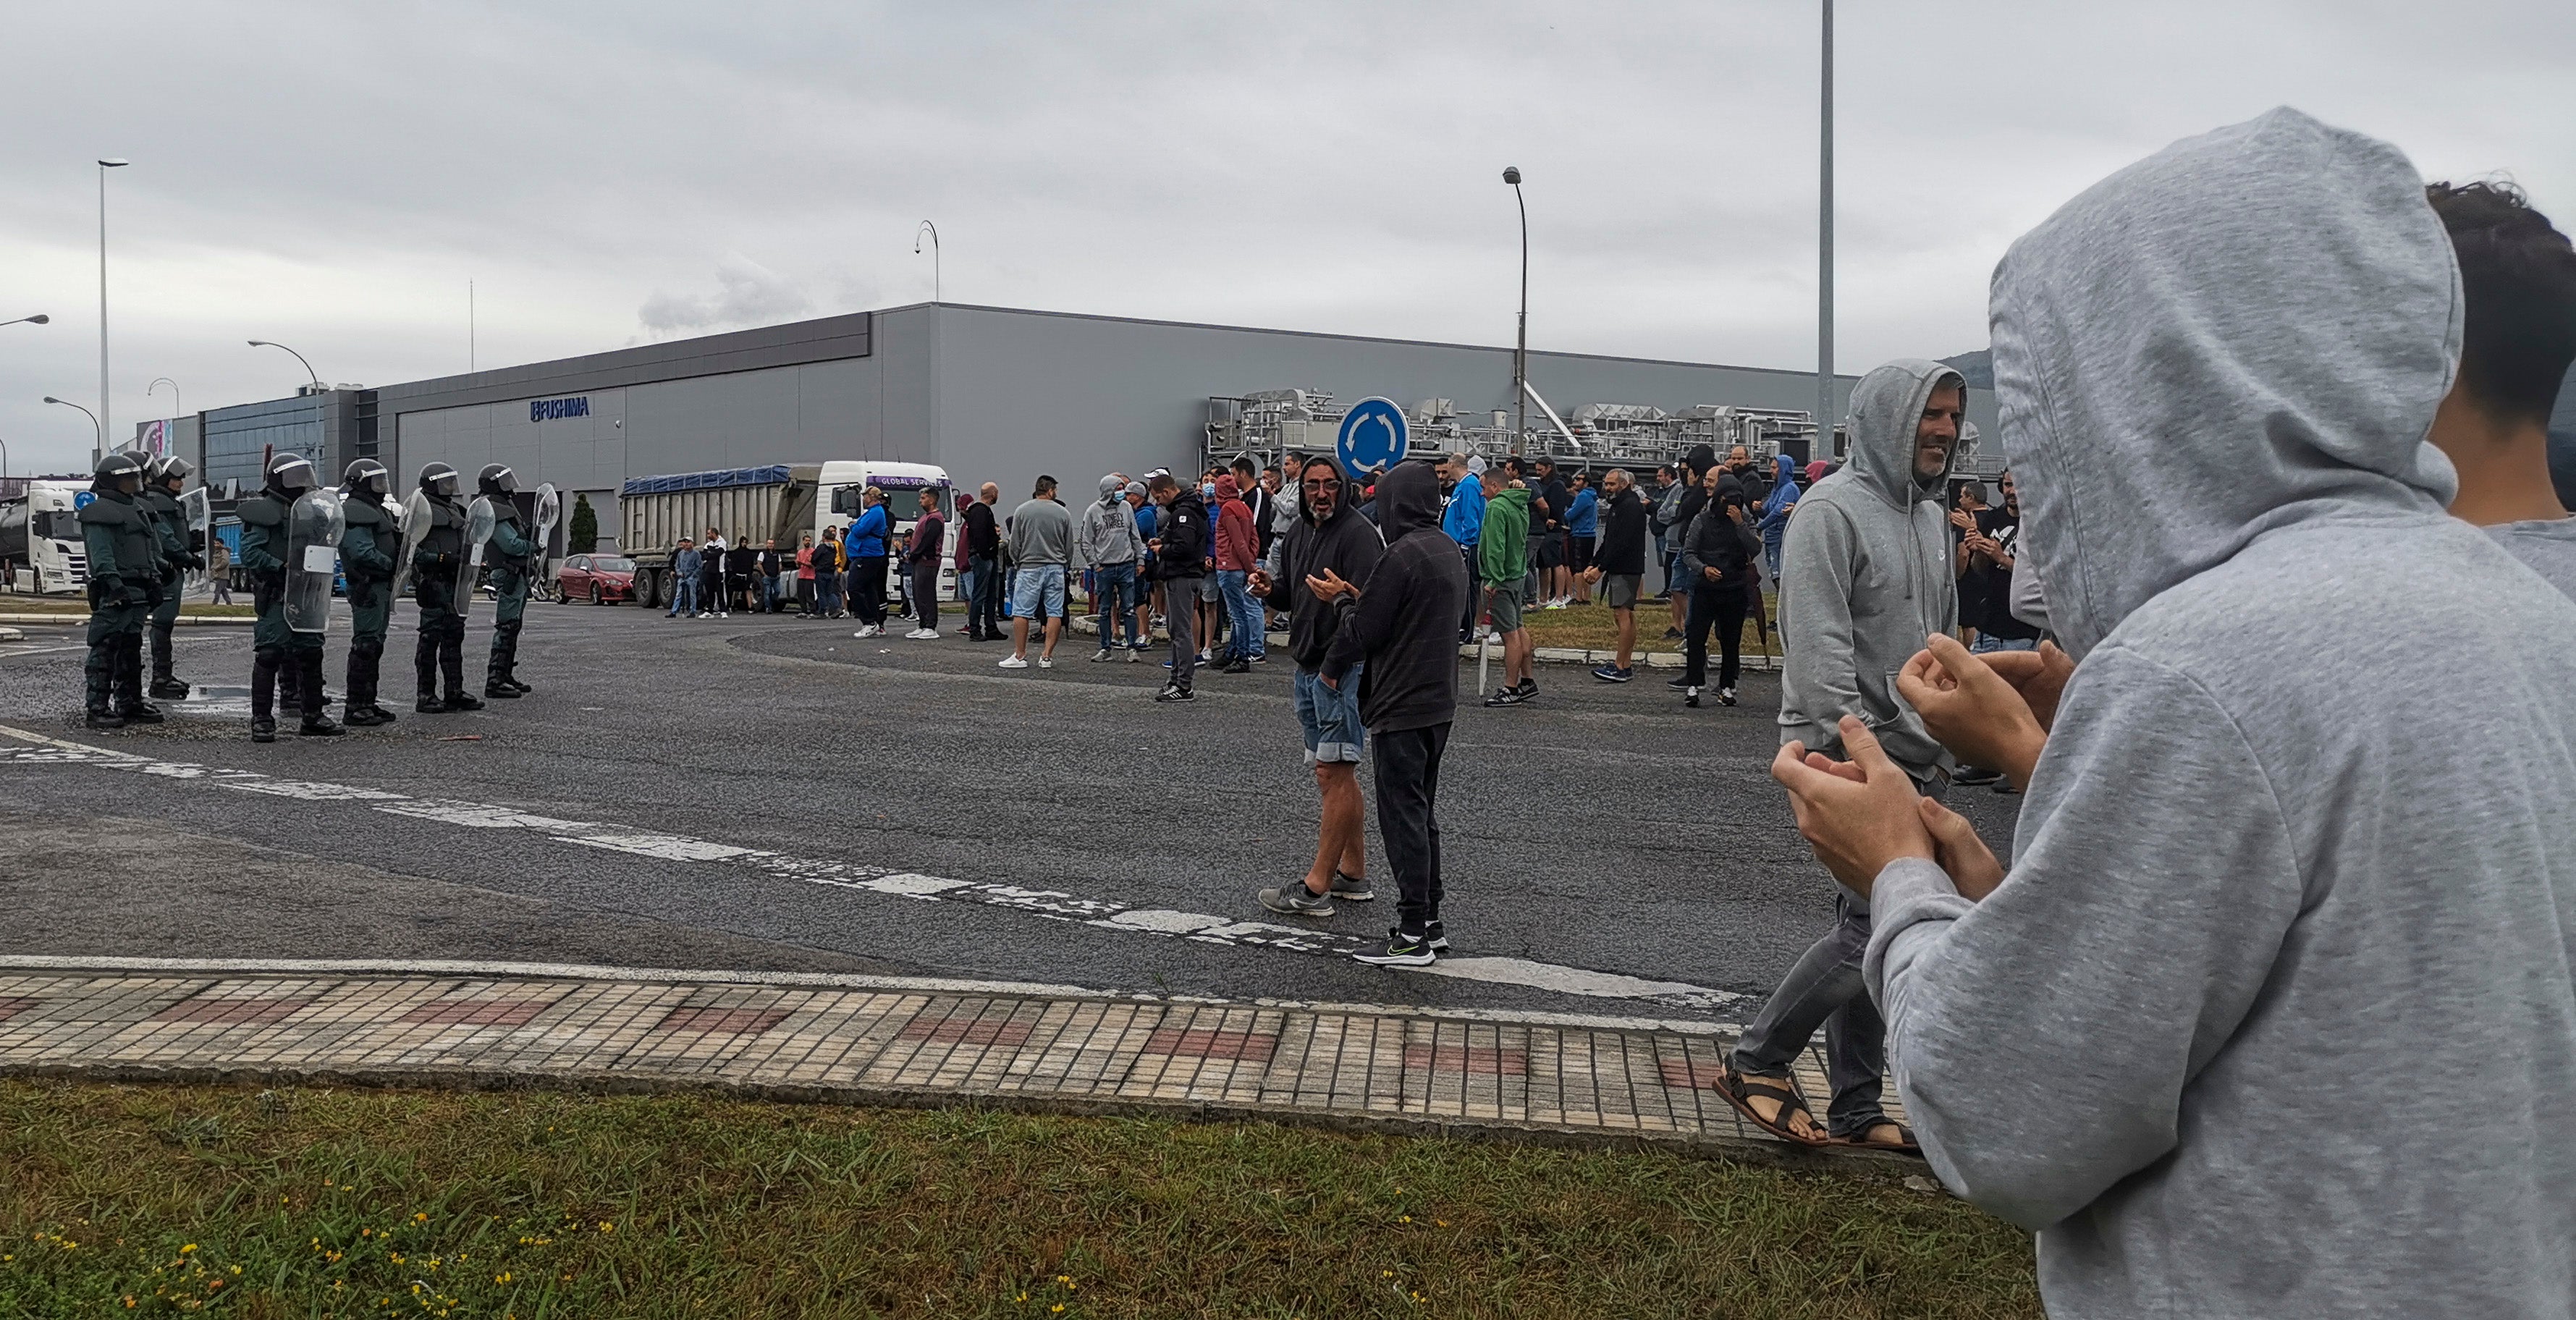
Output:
top-left (1535, 531), bottom-right (1566, 568)
top-left (1567, 536), bottom-right (1593, 575)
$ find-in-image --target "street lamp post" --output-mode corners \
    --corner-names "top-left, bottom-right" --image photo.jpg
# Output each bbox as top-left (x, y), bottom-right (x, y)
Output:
top-left (45, 397), bottom-right (104, 459)
top-left (2, 313), bottom-right (49, 329)
top-left (1817, 1), bottom-right (1835, 452)
top-left (247, 340), bottom-right (323, 392)
top-left (149, 376), bottom-right (180, 420)
top-left (1503, 166), bottom-right (1527, 448)
top-left (98, 158), bottom-right (130, 462)
top-left (915, 221), bottom-right (942, 303)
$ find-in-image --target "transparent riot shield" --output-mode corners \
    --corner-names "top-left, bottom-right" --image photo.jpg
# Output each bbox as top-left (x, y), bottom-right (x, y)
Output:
top-left (284, 490), bottom-right (346, 635)
top-left (181, 487), bottom-right (212, 588)
top-left (394, 489), bottom-right (433, 596)
top-left (465, 496), bottom-right (499, 609)
top-left (533, 483), bottom-right (561, 572)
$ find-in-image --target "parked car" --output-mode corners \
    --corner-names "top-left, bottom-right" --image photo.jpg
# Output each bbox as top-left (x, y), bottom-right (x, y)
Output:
top-left (553, 554), bottom-right (637, 605)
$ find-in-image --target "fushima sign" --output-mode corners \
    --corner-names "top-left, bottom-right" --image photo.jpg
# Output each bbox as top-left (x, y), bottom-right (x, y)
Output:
top-left (528, 396), bottom-right (591, 422)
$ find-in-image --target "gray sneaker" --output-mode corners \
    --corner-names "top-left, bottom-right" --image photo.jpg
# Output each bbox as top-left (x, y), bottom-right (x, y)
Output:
top-left (1257, 883), bottom-right (1335, 918)
top-left (1327, 871), bottom-right (1374, 902)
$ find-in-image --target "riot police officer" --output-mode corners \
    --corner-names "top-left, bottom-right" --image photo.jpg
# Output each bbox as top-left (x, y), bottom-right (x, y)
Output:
top-left (338, 460), bottom-right (401, 726)
top-left (138, 454), bottom-right (205, 698)
top-left (477, 463), bottom-right (536, 698)
top-left (407, 462), bottom-right (484, 714)
top-left (237, 453), bottom-right (345, 742)
top-left (76, 451), bottom-right (165, 729)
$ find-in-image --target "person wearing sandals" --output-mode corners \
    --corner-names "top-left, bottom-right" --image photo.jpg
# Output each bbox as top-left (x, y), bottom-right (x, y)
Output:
top-left (1719, 356), bottom-right (1964, 1154)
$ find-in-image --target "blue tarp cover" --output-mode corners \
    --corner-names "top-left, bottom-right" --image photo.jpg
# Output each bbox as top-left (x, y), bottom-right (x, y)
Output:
top-left (620, 465), bottom-right (795, 496)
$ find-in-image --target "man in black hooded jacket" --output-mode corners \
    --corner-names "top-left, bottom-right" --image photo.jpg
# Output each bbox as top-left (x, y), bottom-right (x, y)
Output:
top-left (1250, 455), bottom-right (1386, 918)
top-left (1309, 460), bottom-right (1469, 966)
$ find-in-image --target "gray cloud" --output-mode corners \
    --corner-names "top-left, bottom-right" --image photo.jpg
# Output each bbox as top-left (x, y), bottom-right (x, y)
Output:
top-left (2, 0), bottom-right (2570, 472)
top-left (638, 256), bottom-right (813, 335)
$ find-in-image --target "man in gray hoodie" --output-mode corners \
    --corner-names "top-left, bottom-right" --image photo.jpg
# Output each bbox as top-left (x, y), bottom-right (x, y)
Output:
top-left (1778, 109), bottom-right (2576, 1318)
top-left (1718, 358), bottom-right (1963, 1149)
top-left (1081, 473), bottom-right (1148, 660)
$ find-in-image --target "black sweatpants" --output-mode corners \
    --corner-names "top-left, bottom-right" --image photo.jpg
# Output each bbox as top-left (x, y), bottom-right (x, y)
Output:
top-left (1683, 579), bottom-right (1748, 689)
top-left (1372, 721), bottom-right (1451, 934)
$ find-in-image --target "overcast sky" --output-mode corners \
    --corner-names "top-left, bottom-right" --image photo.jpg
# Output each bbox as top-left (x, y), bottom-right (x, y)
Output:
top-left (4, 0), bottom-right (2569, 473)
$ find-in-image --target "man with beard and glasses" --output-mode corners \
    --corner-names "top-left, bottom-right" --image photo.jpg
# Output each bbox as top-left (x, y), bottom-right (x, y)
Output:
top-left (1253, 455), bottom-right (1386, 918)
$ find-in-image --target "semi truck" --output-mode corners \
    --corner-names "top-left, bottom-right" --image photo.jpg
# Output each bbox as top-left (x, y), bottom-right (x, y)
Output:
top-left (619, 460), bottom-right (957, 610)
top-left (0, 480), bottom-right (90, 595)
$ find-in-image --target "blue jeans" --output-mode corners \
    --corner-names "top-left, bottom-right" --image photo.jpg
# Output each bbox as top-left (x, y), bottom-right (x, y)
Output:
top-left (816, 573), bottom-right (842, 615)
top-left (1092, 561), bottom-right (1141, 648)
top-left (1216, 570), bottom-right (1264, 660)
top-left (667, 577), bottom-right (699, 616)
top-left (1293, 663), bottom-right (1364, 762)
top-left (1010, 564), bottom-right (1067, 619)
top-left (1971, 634), bottom-right (2038, 653)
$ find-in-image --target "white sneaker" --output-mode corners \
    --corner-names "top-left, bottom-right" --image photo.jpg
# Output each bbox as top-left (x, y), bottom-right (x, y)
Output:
top-left (999, 655), bottom-right (1030, 669)
top-left (1038, 656), bottom-right (1055, 669)
top-left (907, 628), bottom-right (938, 640)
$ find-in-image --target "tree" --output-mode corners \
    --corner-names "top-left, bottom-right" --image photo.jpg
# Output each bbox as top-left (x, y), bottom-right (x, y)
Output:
top-left (570, 493), bottom-right (599, 554)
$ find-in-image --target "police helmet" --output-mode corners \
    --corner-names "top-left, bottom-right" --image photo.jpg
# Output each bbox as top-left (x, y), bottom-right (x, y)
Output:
top-left (477, 463), bottom-right (518, 496)
top-left (149, 454), bottom-right (195, 486)
top-left (93, 451), bottom-right (145, 488)
top-left (343, 458), bottom-right (390, 498)
top-left (266, 453), bottom-right (318, 494)
top-left (419, 462), bottom-right (461, 498)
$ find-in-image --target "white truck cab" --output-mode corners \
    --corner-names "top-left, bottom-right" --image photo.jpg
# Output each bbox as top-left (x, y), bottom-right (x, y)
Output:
top-left (0, 481), bottom-right (90, 595)
top-left (819, 460), bottom-right (959, 599)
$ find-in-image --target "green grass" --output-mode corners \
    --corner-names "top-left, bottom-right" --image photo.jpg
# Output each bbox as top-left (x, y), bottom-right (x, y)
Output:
top-left (0, 1081), bottom-right (2037, 1318)
top-left (1519, 599), bottom-right (1783, 658)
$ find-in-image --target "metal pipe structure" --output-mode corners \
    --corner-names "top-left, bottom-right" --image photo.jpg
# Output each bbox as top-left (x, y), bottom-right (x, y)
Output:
top-left (98, 158), bottom-right (130, 465)
top-left (1503, 166), bottom-right (1527, 448)
top-left (148, 376), bottom-right (180, 423)
top-left (916, 221), bottom-right (942, 304)
top-left (1817, 1), bottom-right (1834, 447)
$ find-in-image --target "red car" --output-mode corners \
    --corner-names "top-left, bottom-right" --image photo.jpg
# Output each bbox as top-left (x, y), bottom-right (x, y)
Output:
top-left (553, 554), bottom-right (637, 605)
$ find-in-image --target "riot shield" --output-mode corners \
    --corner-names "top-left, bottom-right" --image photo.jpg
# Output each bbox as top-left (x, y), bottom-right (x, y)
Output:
top-left (181, 487), bottom-right (212, 588)
top-left (394, 489), bottom-right (433, 596)
top-left (533, 483), bottom-right (561, 569)
top-left (285, 490), bottom-right (346, 635)
top-left (465, 496), bottom-right (499, 608)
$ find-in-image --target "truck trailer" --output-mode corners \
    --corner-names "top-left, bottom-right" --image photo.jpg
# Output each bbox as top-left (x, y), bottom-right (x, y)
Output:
top-left (619, 461), bottom-right (957, 611)
top-left (0, 481), bottom-right (91, 595)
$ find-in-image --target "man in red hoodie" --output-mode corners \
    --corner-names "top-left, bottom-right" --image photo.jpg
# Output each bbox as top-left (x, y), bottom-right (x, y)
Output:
top-left (1212, 473), bottom-right (1265, 673)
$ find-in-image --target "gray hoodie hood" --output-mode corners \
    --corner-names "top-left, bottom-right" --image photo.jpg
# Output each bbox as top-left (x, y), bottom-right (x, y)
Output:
top-left (1990, 106), bottom-right (2459, 659)
top-left (1843, 358), bottom-right (1962, 507)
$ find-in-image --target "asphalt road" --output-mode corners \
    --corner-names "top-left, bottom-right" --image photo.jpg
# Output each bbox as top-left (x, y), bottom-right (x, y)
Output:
top-left (0, 593), bottom-right (2022, 1025)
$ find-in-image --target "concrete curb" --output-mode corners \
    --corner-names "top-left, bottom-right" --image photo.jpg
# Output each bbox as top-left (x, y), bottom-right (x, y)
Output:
top-left (0, 612), bottom-right (254, 626)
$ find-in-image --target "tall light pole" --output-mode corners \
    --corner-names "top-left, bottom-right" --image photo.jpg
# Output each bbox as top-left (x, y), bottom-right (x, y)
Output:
top-left (248, 339), bottom-right (323, 393)
top-left (1503, 166), bottom-right (1527, 447)
top-left (46, 397), bottom-right (103, 460)
top-left (915, 221), bottom-right (942, 303)
top-left (2, 313), bottom-right (48, 329)
top-left (98, 158), bottom-right (130, 460)
top-left (1817, 1), bottom-right (1834, 454)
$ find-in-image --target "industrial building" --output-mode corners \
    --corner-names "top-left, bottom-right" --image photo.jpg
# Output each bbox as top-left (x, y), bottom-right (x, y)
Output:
top-left (163, 302), bottom-right (2001, 552)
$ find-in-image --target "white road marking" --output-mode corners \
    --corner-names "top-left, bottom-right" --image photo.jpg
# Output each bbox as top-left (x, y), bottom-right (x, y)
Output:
top-left (0, 722), bottom-right (1745, 1012)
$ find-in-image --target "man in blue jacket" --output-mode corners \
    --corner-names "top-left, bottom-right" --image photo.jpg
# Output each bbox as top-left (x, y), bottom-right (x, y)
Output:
top-left (846, 489), bottom-right (890, 637)
top-left (1440, 453), bottom-right (1486, 643)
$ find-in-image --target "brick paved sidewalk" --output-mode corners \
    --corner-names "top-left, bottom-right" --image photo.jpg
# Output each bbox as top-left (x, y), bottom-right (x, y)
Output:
top-left (0, 960), bottom-right (1910, 1168)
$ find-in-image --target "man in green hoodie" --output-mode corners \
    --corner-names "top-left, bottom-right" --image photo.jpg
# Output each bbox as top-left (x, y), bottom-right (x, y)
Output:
top-left (1475, 465), bottom-right (1534, 706)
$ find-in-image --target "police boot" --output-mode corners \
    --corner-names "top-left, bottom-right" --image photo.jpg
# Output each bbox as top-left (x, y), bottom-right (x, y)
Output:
top-left (300, 711), bottom-right (347, 737)
top-left (148, 627), bottom-right (190, 699)
top-left (295, 651), bottom-right (342, 737)
top-left (84, 649), bottom-right (124, 729)
top-left (442, 640), bottom-right (484, 711)
top-left (251, 643), bottom-right (282, 742)
top-left (483, 660), bottom-right (521, 698)
top-left (114, 637), bottom-right (164, 724)
top-left (415, 630), bottom-right (444, 712)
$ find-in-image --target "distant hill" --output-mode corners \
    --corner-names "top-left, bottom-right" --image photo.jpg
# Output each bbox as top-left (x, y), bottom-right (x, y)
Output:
top-left (1940, 349), bottom-right (1993, 391)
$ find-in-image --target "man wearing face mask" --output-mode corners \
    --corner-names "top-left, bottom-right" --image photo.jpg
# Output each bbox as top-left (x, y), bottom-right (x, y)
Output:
top-left (407, 462), bottom-right (484, 714)
top-left (476, 463), bottom-right (537, 699)
top-left (337, 460), bottom-right (401, 727)
top-left (75, 452), bottom-right (162, 729)
top-left (237, 452), bottom-right (345, 742)
top-left (1714, 359), bottom-right (1964, 1153)
top-left (138, 455), bottom-right (204, 699)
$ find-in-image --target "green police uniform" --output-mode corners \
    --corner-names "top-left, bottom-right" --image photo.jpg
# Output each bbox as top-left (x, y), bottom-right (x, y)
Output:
top-left (137, 478), bottom-right (201, 698)
top-left (339, 490), bottom-right (399, 722)
top-left (411, 486), bottom-right (476, 710)
top-left (485, 504), bottom-right (536, 695)
top-left (77, 472), bottom-right (164, 727)
top-left (236, 486), bottom-right (322, 724)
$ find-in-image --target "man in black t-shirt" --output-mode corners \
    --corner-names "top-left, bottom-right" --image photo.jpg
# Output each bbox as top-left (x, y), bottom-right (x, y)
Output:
top-left (1965, 472), bottom-right (2040, 652)
top-left (1946, 480), bottom-right (1989, 646)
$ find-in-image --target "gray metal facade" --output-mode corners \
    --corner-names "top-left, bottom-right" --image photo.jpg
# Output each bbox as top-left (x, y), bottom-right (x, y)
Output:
top-left (194, 304), bottom-right (1999, 535)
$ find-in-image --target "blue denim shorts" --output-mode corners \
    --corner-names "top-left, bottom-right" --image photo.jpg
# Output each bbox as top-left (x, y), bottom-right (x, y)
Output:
top-left (1293, 663), bottom-right (1365, 764)
top-left (1010, 564), bottom-right (1067, 618)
